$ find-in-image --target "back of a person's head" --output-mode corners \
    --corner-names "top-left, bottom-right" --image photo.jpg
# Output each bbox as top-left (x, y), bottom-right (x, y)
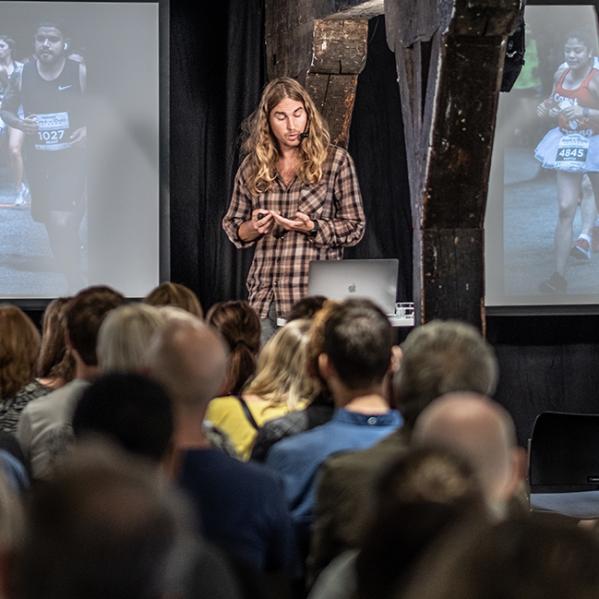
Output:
top-left (394, 320), bottom-right (498, 428)
top-left (17, 442), bottom-right (196, 599)
top-left (356, 446), bottom-right (486, 599)
top-left (286, 295), bottom-right (327, 322)
top-left (64, 286), bottom-right (125, 367)
top-left (206, 300), bottom-right (260, 395)
top-left (322, 298), bottom-right (392, 389)
top-left (413, 393), bottom-right (519, 509)
top-left (144, 282), bottom-right (204, 319)
top-left (37, 297), bottom-right (75, 384)
top-left (401, 515), bottom-right (599, 599)
top-left (0, 304), bottom-right (40, 398)
top-left (244, 319), bottom-right (317, 408)
top-left (72, 373), bottom-right (173, 463)
top-left (146, 319), bottom-right (228, 409)
top-left (97, 303), bottom-right (166, 373)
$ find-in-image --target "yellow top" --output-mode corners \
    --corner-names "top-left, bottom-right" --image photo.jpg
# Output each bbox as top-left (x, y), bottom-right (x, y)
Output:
top-left (205, 395), bottom-right (307, 460)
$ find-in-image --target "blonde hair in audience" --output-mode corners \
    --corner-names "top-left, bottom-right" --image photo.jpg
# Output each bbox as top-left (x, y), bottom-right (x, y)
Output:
top-left (144, 282), bottom-right (203, 319)
top-left (97, 304), bottom-right (166, 372)
top-left (0, 305), bottom-right (40, 398)
top-left (244, 319), bottom-right (317, 409)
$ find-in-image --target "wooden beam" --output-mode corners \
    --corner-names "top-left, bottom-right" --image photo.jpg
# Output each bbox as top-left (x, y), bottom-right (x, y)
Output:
top-left (265, 2), bottom-right (368, 147)
top-left (385, 0), bottom-right (521, 330)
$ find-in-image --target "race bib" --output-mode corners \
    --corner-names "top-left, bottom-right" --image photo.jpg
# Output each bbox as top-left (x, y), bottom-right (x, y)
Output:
top-left (34, 111), bottom-right (71, 151)
top-left (555, 133), bottom-right (589, 171)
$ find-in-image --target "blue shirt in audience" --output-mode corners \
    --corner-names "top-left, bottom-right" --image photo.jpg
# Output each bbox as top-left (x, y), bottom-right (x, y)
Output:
top-left (177, 448), bottom-right (298, 574)
top-left (265, 408), bottom-right (403, 531)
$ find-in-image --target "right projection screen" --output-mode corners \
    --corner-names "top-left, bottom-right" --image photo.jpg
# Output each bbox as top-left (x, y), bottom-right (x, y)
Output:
top-left (485, 4), bottom-right (599, 309)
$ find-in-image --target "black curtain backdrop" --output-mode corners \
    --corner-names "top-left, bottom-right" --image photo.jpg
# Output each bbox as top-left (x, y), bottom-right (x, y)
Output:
top-left (170, 2), bottom-right (599, 447)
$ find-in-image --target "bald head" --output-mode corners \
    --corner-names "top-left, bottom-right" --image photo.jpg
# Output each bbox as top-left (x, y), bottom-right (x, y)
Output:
top-left (146, 320), bottom-right (228, 409)
top-left (413, 393), bottom-right (518, 506)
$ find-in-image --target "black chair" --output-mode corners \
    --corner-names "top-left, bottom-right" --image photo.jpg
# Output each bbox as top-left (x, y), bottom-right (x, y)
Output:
top-left (528, 411), bottom-right (599, 518)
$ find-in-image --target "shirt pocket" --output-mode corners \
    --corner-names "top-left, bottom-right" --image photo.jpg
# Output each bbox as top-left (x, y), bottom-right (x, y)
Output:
top-left (298, 182), bottom-right (329, 218)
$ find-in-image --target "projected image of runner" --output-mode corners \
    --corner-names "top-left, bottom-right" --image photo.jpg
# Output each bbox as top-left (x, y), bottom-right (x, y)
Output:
top-left (486, 5), bottom-right (599, 308)
top-left (0, 2), bottom-right (160, 299)
top-left (2, 22), bottom-right (87, 293)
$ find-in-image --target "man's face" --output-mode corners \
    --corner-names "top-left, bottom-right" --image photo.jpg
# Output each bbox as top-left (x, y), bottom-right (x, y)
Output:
top-left (35, 26), bottom-right (65, 64)
top-left (0, 40), bottom-right (12, 61)
top-left (268, 97), bottom-right (308, 152)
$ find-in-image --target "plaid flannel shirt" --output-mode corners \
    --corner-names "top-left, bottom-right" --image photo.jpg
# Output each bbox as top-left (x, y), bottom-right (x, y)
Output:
top-left (222, 146), bottom-right (365, 318)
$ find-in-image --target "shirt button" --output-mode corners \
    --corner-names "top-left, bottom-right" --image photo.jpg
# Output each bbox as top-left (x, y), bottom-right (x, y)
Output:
top-left (367, 417), bottom-right (377, 425)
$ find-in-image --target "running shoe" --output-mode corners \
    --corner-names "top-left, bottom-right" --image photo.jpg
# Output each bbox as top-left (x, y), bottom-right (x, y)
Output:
top-left (570, 237), bottom-right (592, 261)
top-left (13, 183), bottom-right (31, 209)
top-left (538, 272), bottom-right (567, 293)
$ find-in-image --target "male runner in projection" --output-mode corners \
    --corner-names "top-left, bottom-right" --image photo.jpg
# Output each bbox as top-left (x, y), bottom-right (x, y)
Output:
top-left (1, 22), bottom-right (86, 291)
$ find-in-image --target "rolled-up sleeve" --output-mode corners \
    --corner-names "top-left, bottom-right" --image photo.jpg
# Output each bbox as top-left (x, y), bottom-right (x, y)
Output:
top-left (311, 149), bottom-right (365, 249)
top-left (222, 162), bottom-right (256, 249)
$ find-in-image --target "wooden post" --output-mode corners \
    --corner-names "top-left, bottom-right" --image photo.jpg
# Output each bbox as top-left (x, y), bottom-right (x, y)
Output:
top-left (265, 0), bottom-right (382, 146)
top-left (385, 0), bottom-right (521, 330)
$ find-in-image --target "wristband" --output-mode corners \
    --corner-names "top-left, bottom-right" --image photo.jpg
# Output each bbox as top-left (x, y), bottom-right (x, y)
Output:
top-left (308, 219), bottom-right (319, 237)
top-left (584, 107), bottom-right (591, 119)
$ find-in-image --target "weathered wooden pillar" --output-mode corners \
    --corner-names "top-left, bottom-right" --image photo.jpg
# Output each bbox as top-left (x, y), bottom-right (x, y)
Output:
top-left (385, 0), bottom-right (521, 330)
top-left (265, 0), bottom-right (383, 146)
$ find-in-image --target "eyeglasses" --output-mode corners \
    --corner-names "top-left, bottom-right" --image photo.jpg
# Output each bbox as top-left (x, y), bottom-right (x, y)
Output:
top-left (35, 35), bottom-right (61, 44)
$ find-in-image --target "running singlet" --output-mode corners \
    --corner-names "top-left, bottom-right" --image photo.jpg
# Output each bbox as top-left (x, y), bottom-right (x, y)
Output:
top-left (554, 67), bottom-right (599, 135)
top-left (19, 59), bottom-right (83, 152)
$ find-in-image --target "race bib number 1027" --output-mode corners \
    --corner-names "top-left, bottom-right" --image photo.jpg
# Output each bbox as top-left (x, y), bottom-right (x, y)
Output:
top-left (34, 112), bottom-right (71, 151)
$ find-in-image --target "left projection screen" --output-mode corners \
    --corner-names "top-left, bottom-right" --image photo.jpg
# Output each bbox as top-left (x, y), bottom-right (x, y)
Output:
top-left (0, 1), bottom-right (161, 299)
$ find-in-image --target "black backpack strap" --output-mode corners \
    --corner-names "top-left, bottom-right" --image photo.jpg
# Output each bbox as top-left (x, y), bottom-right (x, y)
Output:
top-left (235, 395), bottom-right (260, 431)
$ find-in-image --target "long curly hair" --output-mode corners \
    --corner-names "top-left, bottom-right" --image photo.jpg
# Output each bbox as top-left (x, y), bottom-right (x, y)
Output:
top-left (242, 77), bottom-right (331, 196)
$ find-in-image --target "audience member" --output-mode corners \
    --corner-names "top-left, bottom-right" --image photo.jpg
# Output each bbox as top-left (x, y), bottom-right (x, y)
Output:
top-left (286, 295), bottom-right (327, 322)
top-left (207, 319), bottom-right (317, 459)
top-left (36, 297), bottom-right (75, 390)
top-left (413, 392), bottom-right (525, 517)
top-left (97, 303), bottom-right (166, 373)
top-left (146, 319), bottom-right (298, 578)
top-left (309, 319), bottom-right (498, 577)
top-left (309, 446), bottom-right (487, 599)
top-left (401, 515), bottom-right (599, 599)
top-left (72, 372), bottom-right (173, 464)
top-left (144, 281), bottom-right (204, 319)
top-left (207, 300), bottom-right (261, 395)
top-left (265, 299), bottom-right (402, 557)
top-left (17, 286), bottom-right (125, 479)
top-left (0, 305), bottom-right (47, 433)
top-left (251, 302), bottom-right (335, 462)
top-left (15, 442), bottom-right (211, 599)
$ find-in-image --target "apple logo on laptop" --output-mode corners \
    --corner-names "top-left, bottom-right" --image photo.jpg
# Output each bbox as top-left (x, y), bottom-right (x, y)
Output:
top-left (348, 283), bottom-right (356, 293)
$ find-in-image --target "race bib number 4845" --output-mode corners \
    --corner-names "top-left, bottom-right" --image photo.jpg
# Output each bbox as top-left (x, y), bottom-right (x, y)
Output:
top-left (35, 112), bottom-right (71, 151)
top-left (555, 133), bottom-right (589, 170)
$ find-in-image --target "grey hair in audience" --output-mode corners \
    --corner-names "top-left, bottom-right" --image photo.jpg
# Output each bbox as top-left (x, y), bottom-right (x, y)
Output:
top-left (394, 320), bottom-right (498, 428)
top-left (97, 303), bottom-right (166, 372)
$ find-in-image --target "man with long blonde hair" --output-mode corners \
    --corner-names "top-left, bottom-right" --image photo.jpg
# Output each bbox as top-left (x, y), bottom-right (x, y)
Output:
top-left (223, 77), bottom-right (365, 341)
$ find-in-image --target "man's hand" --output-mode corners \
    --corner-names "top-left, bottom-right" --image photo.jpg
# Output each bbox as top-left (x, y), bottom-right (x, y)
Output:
top-left (69, 126), bottom-right (87, 147)
top-left (20, 115), bottom-right (39, 135)
top-left (252, 209), bottom-right (274, 235)
top-left (271, 210), bottom-right (315, 234)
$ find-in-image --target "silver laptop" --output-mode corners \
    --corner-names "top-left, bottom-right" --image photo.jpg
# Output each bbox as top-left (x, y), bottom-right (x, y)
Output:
top-left (307, 259), bottom-right (399, 316)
